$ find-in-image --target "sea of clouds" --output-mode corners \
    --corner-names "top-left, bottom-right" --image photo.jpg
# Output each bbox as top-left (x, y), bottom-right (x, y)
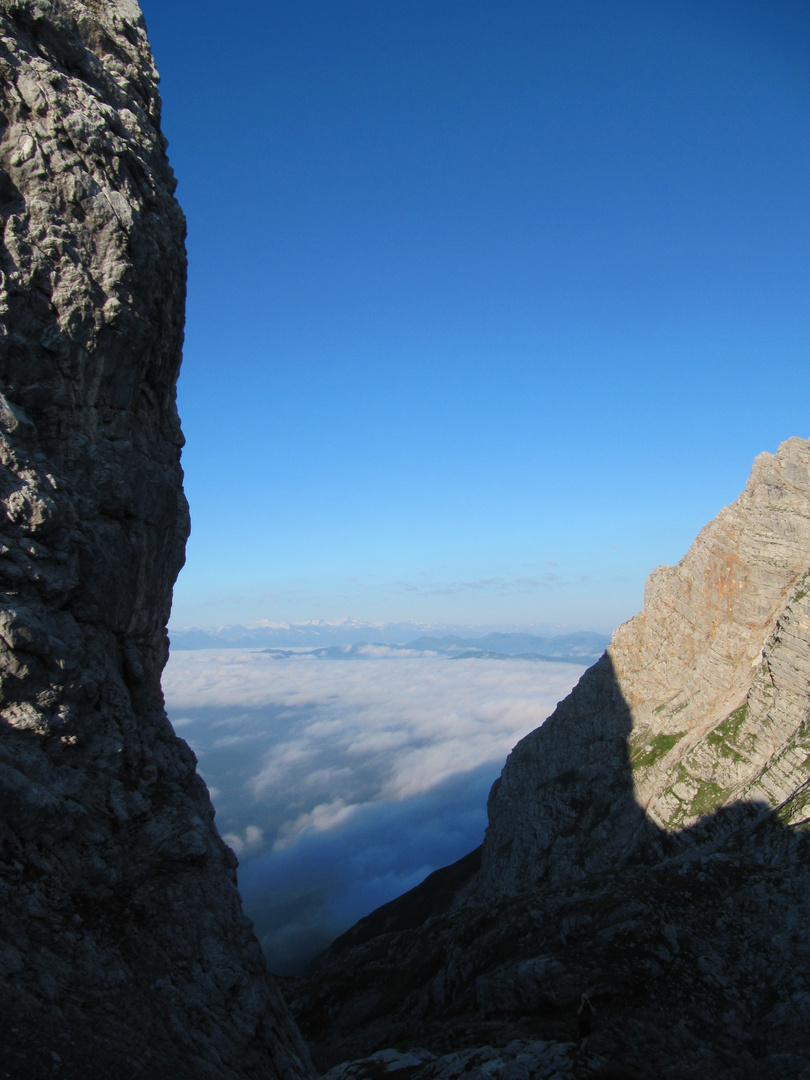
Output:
top-left (162, 649), bottom-right (585, 972)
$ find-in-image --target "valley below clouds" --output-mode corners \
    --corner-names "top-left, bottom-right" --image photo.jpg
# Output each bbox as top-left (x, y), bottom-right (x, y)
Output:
top-left (162, 649), bottom-right (585, 972)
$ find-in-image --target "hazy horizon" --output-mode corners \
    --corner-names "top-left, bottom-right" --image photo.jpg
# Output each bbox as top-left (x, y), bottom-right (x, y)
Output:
top-left (167, 615), bottom-right (616, 639)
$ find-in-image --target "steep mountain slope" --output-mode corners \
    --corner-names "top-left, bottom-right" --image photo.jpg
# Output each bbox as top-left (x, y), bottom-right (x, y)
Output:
top-left (293, 437), bottom-right (810, 1080)
top-left (0, 3), bottom-right (311, 1077)
top-left (472, 437), bottom-right (810, 900)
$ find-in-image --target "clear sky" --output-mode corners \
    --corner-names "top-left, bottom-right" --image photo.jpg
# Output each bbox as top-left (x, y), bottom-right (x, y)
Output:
top-left (139, 0), bottom-right (810, 633)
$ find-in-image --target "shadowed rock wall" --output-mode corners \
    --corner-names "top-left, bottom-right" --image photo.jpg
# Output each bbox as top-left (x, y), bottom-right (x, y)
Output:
top-left (0, 2), bottom-right (312, 1077)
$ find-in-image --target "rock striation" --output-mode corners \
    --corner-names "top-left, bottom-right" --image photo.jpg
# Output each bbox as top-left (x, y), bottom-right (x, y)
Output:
top-left (472, 436), bottom-right (810, 900)
top-left (293, 437), bottom-right (810, 1079)
top-left (0, 2), bottom-right (311, 1077)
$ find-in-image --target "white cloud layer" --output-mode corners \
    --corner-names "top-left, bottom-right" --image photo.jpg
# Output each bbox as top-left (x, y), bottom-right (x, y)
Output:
top-left (162, 650), bottom-right (584, 972)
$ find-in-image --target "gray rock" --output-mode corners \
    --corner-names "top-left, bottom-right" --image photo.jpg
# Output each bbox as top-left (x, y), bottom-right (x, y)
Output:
top-left (321, 1040), bottom-right (596, 1080)
top-left (0, 2), bottom-right (312, 1077)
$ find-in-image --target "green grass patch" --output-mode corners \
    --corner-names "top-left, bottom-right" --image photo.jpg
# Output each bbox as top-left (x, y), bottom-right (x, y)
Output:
top-left (711, 703), bottom-right (749, 745)
top-left (793, 570), bottom-right (810, 602)
top-left (690, 780), bottom-right (727, 817)
top-left (632, 731), bottom-right (686, 770)
top-left (776, 785), bottom-right (810, 825)
top-left (705, 727), bottom-right (745, 760)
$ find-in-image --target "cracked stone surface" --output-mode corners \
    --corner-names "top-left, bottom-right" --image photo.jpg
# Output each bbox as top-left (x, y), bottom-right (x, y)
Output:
top-left (0, 2), bottom-right (312, 1077)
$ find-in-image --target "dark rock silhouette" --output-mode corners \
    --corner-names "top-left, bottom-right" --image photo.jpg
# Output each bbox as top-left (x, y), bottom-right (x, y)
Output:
top-left (0, 2), bottom-right (311, 1077)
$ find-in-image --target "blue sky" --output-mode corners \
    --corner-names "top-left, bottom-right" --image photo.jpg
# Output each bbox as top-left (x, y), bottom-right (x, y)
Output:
top-left (139, 0), bottom-right (810, 632)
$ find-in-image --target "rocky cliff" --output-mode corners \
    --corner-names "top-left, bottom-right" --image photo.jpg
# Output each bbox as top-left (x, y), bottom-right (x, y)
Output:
top-left (0, 3), bottom-right (311, 1077)
top-left (293, 438), bottom-right (810, 1080)
top-left (472, 436), bottom-right (810, 900)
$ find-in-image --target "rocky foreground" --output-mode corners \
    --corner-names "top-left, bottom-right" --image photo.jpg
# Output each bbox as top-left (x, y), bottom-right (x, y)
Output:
top-left (0, 2), bottom-right (310, 1077)
top-left (291, 439), bottom-right (810, 1080)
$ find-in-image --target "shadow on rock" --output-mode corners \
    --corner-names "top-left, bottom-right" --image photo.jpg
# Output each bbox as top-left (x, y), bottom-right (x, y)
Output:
top-left (291, 656), bottom-right (810, 1080)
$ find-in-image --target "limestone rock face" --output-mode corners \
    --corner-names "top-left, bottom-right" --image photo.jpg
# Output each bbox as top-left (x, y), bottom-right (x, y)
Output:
top-left (471, 436), bottom-right (810, 900)
top-left (0, 3), bottom-right (311, 1077)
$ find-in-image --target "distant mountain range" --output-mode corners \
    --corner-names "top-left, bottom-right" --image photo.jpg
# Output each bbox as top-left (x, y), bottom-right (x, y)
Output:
top-left (402, 631), bottom-right (608, 660)
top-left (169, 618), bottom-right (610, 651)
top-left (169, 624), bottom-right (610, 664)
top-left (168, 617), bottom-right (402, 650)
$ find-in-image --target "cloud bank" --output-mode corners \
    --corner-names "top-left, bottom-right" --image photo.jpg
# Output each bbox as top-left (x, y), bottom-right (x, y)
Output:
top-left (162, 650), bottom-right (585, 972)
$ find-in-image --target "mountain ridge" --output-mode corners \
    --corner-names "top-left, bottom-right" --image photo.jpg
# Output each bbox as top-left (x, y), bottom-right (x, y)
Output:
top-left (168, 623), bottom-right (609, 653)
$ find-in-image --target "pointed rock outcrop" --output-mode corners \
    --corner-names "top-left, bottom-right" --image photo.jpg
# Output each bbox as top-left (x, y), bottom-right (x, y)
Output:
top-left (0, 2), bottom-right (311, 1077)
top-left (472, 436), bottom-right (810, 900)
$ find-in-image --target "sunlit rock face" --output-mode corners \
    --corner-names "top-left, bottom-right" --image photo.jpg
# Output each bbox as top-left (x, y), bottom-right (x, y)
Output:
top-left (472, 436), bottom-right (810, 900)
top-left (0, 2), bottom-right (311, 1076)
